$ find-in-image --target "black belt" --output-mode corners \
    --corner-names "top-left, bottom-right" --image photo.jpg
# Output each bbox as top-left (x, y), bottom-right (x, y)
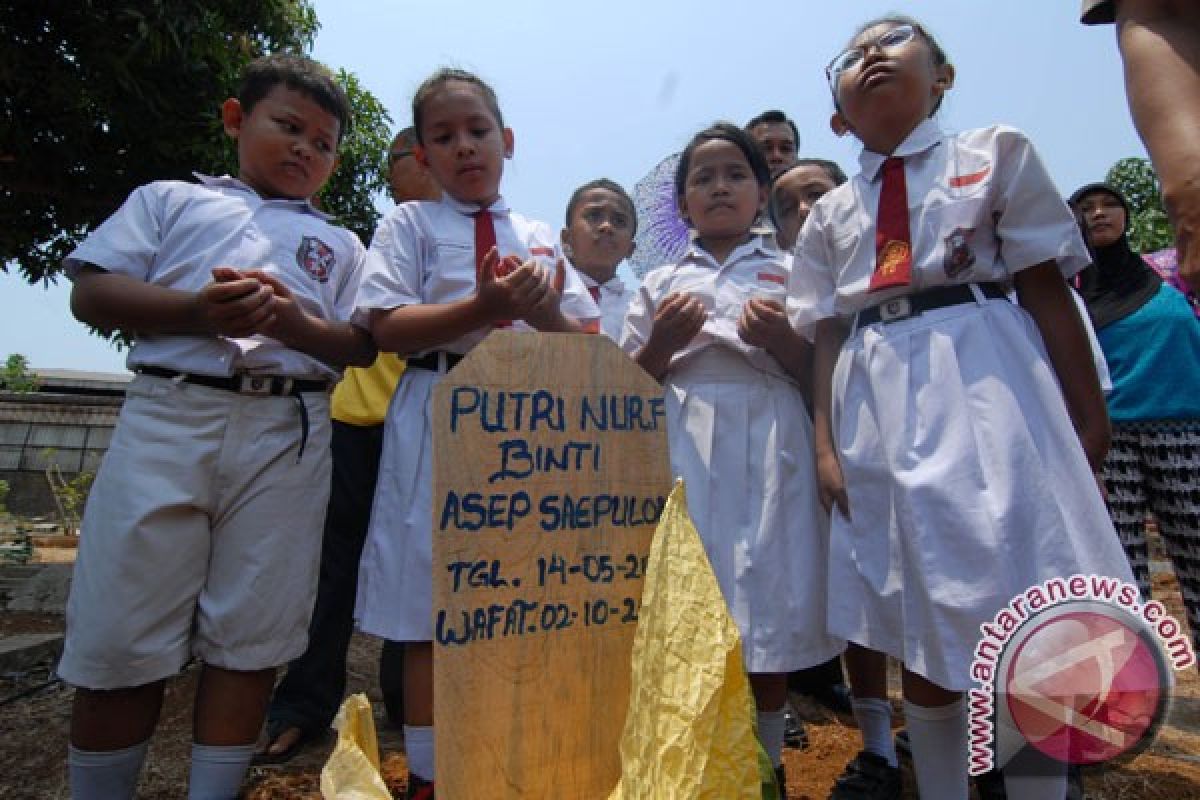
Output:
top-left (137, 366), bottom-right (329, 396)
top-left (407, 351), bottom-right (464, 372)
top-left (855, 282), bottom-right (1008, 330)
top-left (137, 367), bottom-right (329, 460)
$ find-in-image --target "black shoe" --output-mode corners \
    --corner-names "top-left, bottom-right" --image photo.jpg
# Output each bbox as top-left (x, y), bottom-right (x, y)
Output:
top-left (828, 750), bottom-right (901, 800)
top-left (784, 707), bottom-right (808, 749)
top-left (814, 682), bottom-right (854, 714)
top-left (1066, 765), bottom-right (1085, 800)
top-left (973, 768), bottom-right (1006, 800)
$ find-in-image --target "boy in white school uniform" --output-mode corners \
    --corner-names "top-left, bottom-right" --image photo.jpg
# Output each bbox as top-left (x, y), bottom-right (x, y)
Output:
top-left (560, 178), bottom-right (637, 340)
top-left (58, 54), bottom-right (375, 800)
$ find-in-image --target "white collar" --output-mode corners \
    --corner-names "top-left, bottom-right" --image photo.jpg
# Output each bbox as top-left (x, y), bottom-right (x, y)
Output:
top-left (194, 173), bottom-right (329, 219)
top-left (857, 118), bottom-right (944, 182)
top-left (682, 233), bottom-right (775, 268)
top-left (442, 193), bottom-right (511, 218)
top-left (578, 270), bottom-right (625, 293)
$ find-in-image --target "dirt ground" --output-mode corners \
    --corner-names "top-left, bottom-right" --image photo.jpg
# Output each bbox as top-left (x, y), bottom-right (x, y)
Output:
top-left (2, 573), bottom-right (1199, 799)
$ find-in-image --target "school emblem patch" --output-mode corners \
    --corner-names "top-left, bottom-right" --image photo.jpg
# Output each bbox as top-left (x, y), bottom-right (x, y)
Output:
top-left (296, 236), bottom-right (335, 284)
top-left (943, 227), bottom-right (976, 278)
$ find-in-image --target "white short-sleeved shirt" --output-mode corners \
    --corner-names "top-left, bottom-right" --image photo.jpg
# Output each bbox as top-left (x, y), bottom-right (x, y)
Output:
top-left (791, 121), bottom-right (1090, 325)
top-left (622, 236), bottom-right (795, 378)
top-left (579, 272), bottom-right (633, 342)
top-left (64, 175), bottom-right (366, 380)
top-left (356, 194), bottom-right (598, 352)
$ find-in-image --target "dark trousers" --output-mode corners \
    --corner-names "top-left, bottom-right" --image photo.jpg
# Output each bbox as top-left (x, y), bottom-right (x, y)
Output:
top-left (268, 420), bottom-right (403, 733)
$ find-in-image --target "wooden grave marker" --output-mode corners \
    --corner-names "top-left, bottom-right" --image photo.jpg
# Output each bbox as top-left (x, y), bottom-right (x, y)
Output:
top-left (432, 332), bottom-right (672, 799)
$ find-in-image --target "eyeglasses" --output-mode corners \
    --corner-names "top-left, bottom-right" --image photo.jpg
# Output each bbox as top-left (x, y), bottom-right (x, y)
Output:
top-left (825, 24), bottom-right (918, 87)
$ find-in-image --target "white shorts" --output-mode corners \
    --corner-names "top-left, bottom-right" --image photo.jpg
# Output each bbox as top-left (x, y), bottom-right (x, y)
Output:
top-left (57, 374), bottom-right (332, 689)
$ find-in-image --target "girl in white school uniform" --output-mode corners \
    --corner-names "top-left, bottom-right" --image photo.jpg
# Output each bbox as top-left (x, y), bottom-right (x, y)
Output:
top-left (622, 122), bottom-right (842, 788)
top-left (792, 16), bottom-right (1135, 800)
top-left (354, 68), bottom-right (596, 798)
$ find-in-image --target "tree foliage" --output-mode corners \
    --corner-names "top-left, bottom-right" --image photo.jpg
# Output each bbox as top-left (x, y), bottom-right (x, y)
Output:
top-left (317, 69), bottom-right (391, 244)
top-left (1, 354), bottom-right (39, 392)
top-left (1105, 157), bottom-right (1174, 254)
top-left (1, 1), bottom-right (389, 284)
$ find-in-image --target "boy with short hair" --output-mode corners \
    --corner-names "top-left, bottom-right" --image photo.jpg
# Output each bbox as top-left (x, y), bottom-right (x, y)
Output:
top-left (255, 127), bottom-right (440, 765)
top-left (59, 53), bottom-right (375, 800)
top-left (560, 178), bottom-right (637, 341)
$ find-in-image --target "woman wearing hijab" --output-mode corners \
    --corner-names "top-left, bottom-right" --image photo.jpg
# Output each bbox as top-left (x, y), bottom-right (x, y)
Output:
top-left (1070, 182), bottom-right (1200, 664)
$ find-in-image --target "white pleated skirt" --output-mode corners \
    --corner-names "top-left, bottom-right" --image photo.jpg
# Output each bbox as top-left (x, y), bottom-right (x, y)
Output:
top-left (666, 347), bottom-right (844, 673)
top-left (829, 297), bottom-right (1135, 690)
top-left (356, 367), bottom-right (442, 641)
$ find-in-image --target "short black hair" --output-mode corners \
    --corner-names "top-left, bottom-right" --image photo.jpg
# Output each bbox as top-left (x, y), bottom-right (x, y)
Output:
top-left (743, 110), bottom-right (799, 153)
top-left (565, 178), bottom-right (637, 235)
top-left (389, 127), bottom-right (418, 165)
top-left (238, 54), bottom-right (352, 143)
top-left (767, 159), bottom-right (849, 229)
top-left (412, 68), bottom-right (504, 145)
top-left (792, 158), bottom-right (848, 187)
top-left (675, 122), bottom-right (772, 205)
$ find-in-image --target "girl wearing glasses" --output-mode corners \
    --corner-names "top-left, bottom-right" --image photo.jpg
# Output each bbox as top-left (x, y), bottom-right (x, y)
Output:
top-left (791, 15), bottom-right (1135, 800)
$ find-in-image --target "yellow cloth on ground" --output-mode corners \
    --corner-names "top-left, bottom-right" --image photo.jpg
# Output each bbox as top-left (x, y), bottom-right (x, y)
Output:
top-left (320, 693), bottom-right (391, 800)
top-left (609, 480), bottom-right (774, 799)
top-left (332, 353), bottom-right (406, 426)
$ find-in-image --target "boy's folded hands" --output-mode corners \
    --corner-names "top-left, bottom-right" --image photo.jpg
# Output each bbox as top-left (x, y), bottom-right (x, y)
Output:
top-left (199, 266), bottom-right (278, 338)
top-left (206, 266), bottom-right (313, 344)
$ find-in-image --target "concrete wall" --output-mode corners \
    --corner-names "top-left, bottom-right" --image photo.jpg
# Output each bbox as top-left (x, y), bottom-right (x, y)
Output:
top-left (0, 370), bottom-right (128, 517)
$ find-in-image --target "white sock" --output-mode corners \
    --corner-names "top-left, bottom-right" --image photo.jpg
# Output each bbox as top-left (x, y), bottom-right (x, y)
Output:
top-left (756, 706), bottom-right (787, 767)
top-left (904, 697), bottom-right (968, 800)
top-left (852, 697), bottom-right (896, 766)
top-left (187, 742), bottom-right (255, 800)
top-left (404, 724), bottom-right (435, 781)
top-left (68, 740), bottom-right (149, 800)
top-left (1001, 746), bottom-right (1068, 799)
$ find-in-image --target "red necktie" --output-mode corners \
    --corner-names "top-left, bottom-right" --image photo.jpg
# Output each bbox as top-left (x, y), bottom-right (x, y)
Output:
top-left (473, 209), bottom-right (496, 283)
top-left (588, 285), bottom-right (601, 302)
top-left (474, 209), bottom-right (510, 328)
top-left (869, 156), bottom-right (913, 292)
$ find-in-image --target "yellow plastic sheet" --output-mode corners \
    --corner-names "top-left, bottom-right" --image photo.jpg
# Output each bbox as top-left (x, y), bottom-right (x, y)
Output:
top-left (320, 692), bottom-right (392, 800)
top-left (609, 480), bottom-right (774, 799)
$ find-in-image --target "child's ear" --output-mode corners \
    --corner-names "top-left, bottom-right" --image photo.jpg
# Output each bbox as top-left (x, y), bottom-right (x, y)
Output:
top-left (560, 227), bottom-right (573, 259)
top-left (414, 144), bottom-right (429, 168)
top-left (830, 112), bottom-right (851, 137)
top-left (221, 98), bottom-right (244, 138)
top-left (933, 63), bottom-right (956, 97)
top-left (503, 128), bottom-right (515, 159)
